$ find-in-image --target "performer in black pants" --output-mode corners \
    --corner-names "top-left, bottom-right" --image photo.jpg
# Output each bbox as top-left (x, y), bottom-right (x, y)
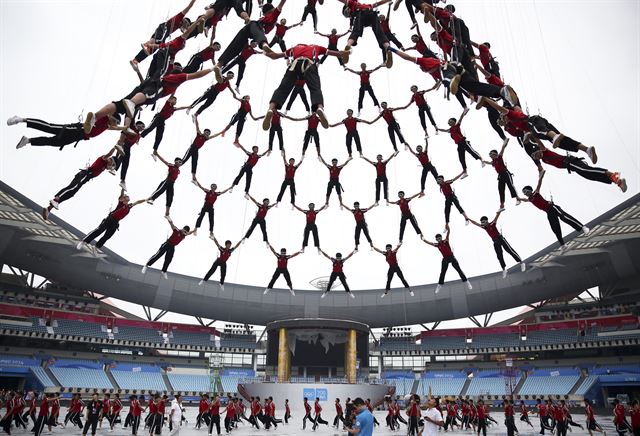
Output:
top-left (183, 41), bottom-right (221, 73)
top-left (362, 152), bottom-right (399, 204)
top-left (181, 118), bottom-right (217, 181)
top-left (339, 0), bottom-right (394, 67)
top-left (390, 191), bottom-right (422, 243)
top-left (407, 85), bottom-right (438, 138)
top-left (329, 109), bottom-right (366, 157)
top-left (320, 249), bottom-right (356, 298)
top-left (193, 180), bottom-right (232, 236)
top-left (344, 63), bottom-right (383, 115)
top-left (244, 195), bottom-right (276, 243)
top-left (320, 155), bottom-right (353, 205)
top-left (276, 153), bottom-right (304, 204)
top-left (219, 94), bottom-right (262, 145)
top-left (285, 77), bottom-right (311, 113)
top-left (373, 243), bottom-right (412, 298)
top-left (302, 398), bottom-right (312, 430)
top-left (231, 144), bottom-right (269, 194)
top-left (81, 394), bottom-right (102, 436)
top-left (141, 218), bottom-right (194, 278)
top-left (269, 18), bottom-right (302, 51)
top-left (367, 101), bottom-right (410, 152)
top-left (294, 203), bottom-right (327, 251)
top-left (264, 245), bottom-right (302, 295)
top-left (341, 201), bottom-right (375, 249)
top-left (437, 108), bottom-right (482, 175)
top-left (423, 226), bottom-right (472, 294)
top-left (146, 153), bottom-right (183, 217)
top-left (208, 395), bottom-right (222, 436)
top-left (436, 173), bottom-right (467, 226)
top-left (188, 72), bottom-right (234, 117)
top-left (199, 237), bottom-right (241, 289)
top-left (466, 211), bottom-right (525, 277)
top-left (333, 399), bottom-right (346, 428)
top-left (140, 97), bottom-right (188, 152)
top-left (479, 139), bottom-right (519, 210)
top-left (221, 42), bottom-right (262, 90)
top-left (378, 4), bottom-right (406, 61)
top-left (267, 110), bottom-right (285, 152)
top-left (114, 120), bottom-right (145, 190)
top-left (519, 171), bottom-right (589, 248)
top-left (301, 0), bottom-right (323, 31)
top-left (317, 28), bottom-right (350, 65)
top-left (407, 142), bottom-right (439, 193)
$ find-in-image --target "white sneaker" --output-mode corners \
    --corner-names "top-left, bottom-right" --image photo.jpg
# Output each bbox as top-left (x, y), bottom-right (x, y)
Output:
top-left (161, 272), bottom-right (168, 280)
top-left (409, 289), bottom-right (414, 297)
top-left (83, 112), bottom-right (96, 134)
top-left (76, 241), bottom-right (85, 250)
top-left (263, 288), bottom-right (270, 295)
top-left (198, 280), bottom-right (204, 286)
top-left (49, 199), bottom-right (59, 210)
top-left (7, 116), bottom-right (23, 126)
top-left (380, 291), bottom-right (387, 298)
top-left (316, 107), bottom-right (329, 128)
top-left (289, 288), bottom-right (295, 296)
top-left (520, 262), bottom-right (526, 272)
top-left (460, 171), bottom-right (468, 179)
top-left (516, 199), bottom-right (521, 206)
top-left (466, 281), bottom-right (473, 290)
top-left (122, 99), bottom-right (136, 118)
top-left (587, 146), bottom-right (598, 164)
top-left (321, 291), bottom-right (327, 299)
top-left (435, 284), bottom-right (441, 294)
top-left (357, 111), bottom-right (361, 117)
top-left (119, 181), bottom-right (127, 190)
top-left (114, 144), bottom-right (124, 154)
top-left (219, 283), bottom-right (225, 292)
top-left (499, 206), bottom-right (505, 212)
top-left (481, 161), bottom-right (486, 168)
top-left (582, 226), bottom-right (590, 235)
top-left (502, 269), bottom-right (508, 279)
top-left (141, 265), bottom-right (147, 274)
top-left (193, 229), bottom-right (198, 236)
top-left (151, 153), bottom-right (158, 161)
top-left (191, 179), bottom-right (199, 186)
top-left (16, 136), bottom-right (29, 149)
top-left (349, 292), bottom-right (355, 299)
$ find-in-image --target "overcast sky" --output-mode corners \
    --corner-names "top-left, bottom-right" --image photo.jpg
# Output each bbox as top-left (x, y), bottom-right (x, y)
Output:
top-left (1, 0), bottom-right (638, 329)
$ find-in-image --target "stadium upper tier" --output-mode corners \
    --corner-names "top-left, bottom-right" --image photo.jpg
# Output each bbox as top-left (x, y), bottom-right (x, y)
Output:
top-left (1, 181), bottom-right (640, 326)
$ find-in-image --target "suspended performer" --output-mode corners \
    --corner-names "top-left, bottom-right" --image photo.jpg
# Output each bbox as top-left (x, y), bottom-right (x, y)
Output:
top-left (373, 243), bottom-right (413, 298)
top-left (407, 24), bottom-right (438, 58)
top-left (141, 217), bottom-right (195, 279)
top-left (320, 155), bottom-right (353, 205)
top-left (465, 210), bottom-right (525, 277)
top-left (269, 18), bottom-right (303, 52)
top-left (201, 0), bottom-right (250, 26)
top-left (113, 119), bottom-right (145, 191)
top-left (183, 41), bottom-right (221, 73)
top-left (362, 151), bottom-right (399, 204)
top-left (423, 225), bottom-right (472, 294)
top-left (276, 153), bottom-right (304, 204)
top-left (8, 113), bottom-right (125, 150)
top-left (284, 76), bottom-right (311, 114)
top-left (436, 173), bottom-right (468, 226)
top-left (181, 118), bottom-right (219, 181)
top-left (293, 202), bottom-right (327, 251)
top-left (471, 41), bottom-right (500, 77)
top-left (42, 148), bottom-right (117, 220)
top-left (221, 41), bottom-right (262, 92)
top-left (199, 236), bottom-right (242, 290)
top-left (262, 43), bottom-right (349, 131)
top-left (518, 171), bottom-right (589, 249)
top-left (344, 63), bottom-right (384, 115)
top-left (340, 201), bottom-right (376, 249)
top-left (188, 71), bottom-right (234, 117)
top-left (266, 110), bottom-right (286, 152)
top-left (329, 109), bottom-right (367, 157)
top-left (367, 101), bottom-right (411, 151)
top-left (407, 141), bottom-right (439, 194)
top-left (146, 152), bottom-right (183, 217)
top-left (479, 138), bottom-right (520, 211)
top-left (231, 144), bottom-right (269, 194)
top-left (264, 244), bottom-right (302, 295)
top-left (378, 4), bottom-right (406, 60)
top-left (389, 191), bottom-right (423, 243)
top-left (338, 0), bottom-right (394, 68)
top-left (192, 179), bottom-right (232, 237)
top-left (244, 195), bottom-right (276, 243)
top-left (219, 94), bottom-right (262, 145)
top-left (302, 0), bottom-right (324, 32)
top-left (317, 28), bottom-right (350, 65)
top-left (140, 96), bottom-right (189, 153)
top-left (436, 107), bottom-right (482, 176)
top-left (319, 249), bottom-right (356, 298)
top-left (407, 84), bottom-right (439, 138)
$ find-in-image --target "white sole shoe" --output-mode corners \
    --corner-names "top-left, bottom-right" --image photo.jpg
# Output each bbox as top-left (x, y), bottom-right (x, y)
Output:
top-left (16, 136), bottom-right (29, 149)
top-left (7, 115), bottom-right (23, 126)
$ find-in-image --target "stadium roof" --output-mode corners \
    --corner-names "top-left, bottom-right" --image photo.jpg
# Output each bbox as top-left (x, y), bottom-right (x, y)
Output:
top-left (1, 181), bottom-right (639, 328)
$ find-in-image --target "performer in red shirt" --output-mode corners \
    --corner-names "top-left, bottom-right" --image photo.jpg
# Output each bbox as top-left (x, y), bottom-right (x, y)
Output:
top-left (141, 96), bottom-right (188, 153)
top-left (472, 41), bottom-right (500, 77)
top-left (231, 144), bottom-right (269, 194)
top-left (407, 142), bottom-right (439, 193)
top-left (345, 63), bottom-right (383, 115)
top-left (193, 180), bottom-right (232, 237)
top-left (373, 243), bottom-right (412, 297)
top-left (362, 152), bottom-right (399, 204)
top-left (221, 41), bottom-right (263, 91)
top-left (276, 154), bottom-right (305, 204)
top-left (584, 399), bottom-right (604, 435)
top-left (378, 4), bottom-right (406, 59)
top-left (303, 398), bottom-right (313, 430)
top-left (329, 109), bottom-right (367, 157)
top-left (423, 225), bottom-right (472, 293)
top-left (181, 118), bottom-right (218, 181)
top-left (268, 18), bottom-right (302, 51)
top-left (208, 394), bottom-right (221, 435)
top-left (219, 94), bottom-right (263, 145)
top-left (613, 399), bottom-right (632, 435)
top-left (629, 400), bottom-right (640, 436)
top-left (334, 398), bottom-right (346, 429)
top-left (436, 173), bottom-right (467, 226)
top-left (141, 217), bottom-right (194, 278)
top-left (189, 71), bottom-right (235, 117)
top-left (146, 153), bottom-right (183, 217)
top-left (284, 399), bottom-right (291, 424)
top-left (320, 155), bottom-right (353, 206)
top-left (318, 28), bottom-right (350, 66)
top-left (312, 398), bottom-right (329, 430)
top-left (407, 84), bottom-right (439, 138)
top-left (338, 0), bottom-right (394, 67)
top-left (479, 139), bottom-right (519, 210)
top-left (366, 101), bottom-right (410, 152)
top-left (244, 195), bottom-right (276, 243)
top-left (264, 244), bottom-right (302, 295)
top-left (320, 249), bottom-right (357, 298)
top-left (200, 236), bottom-right (241, 290)
top-left (183, 41), bottom-right (221, 74)
top-left (389, 191), bottom-right (423, 243)
top-left (437, 107), bottom-right (482, 176)
top-left (285, 77), bottom-right (311, 114)
top-left (113, 120), bottom-right (145, 190)
top-left (340, 201), bottom-right (375, 250)
top-left (293, 202), bottom-right (328, 251)
top-left (301, 0), bottom-right (324, 31)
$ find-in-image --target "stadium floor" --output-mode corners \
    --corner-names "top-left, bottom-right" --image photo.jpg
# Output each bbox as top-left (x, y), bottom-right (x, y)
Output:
top-left (37, 409), bottom-right (617, 435)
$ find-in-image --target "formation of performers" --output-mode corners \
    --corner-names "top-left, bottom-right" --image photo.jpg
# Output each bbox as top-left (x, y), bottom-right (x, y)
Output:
top-left (6, 0), bottom-right (629, 296)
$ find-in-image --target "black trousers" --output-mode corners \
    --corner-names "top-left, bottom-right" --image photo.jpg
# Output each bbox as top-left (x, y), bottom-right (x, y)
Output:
top-left (546, 204), bottom-right (583, 245)
top-left (386, 265), bottom-right (409, 289)
top-left (182, 145), bottom-right (199, 174)
top-left (277, 178), bottom-right (296, 203)
top-left (224, 416), bottom-right (233, 432)
top-left (26, 118), bottom-right (85, 148)
top-left (270, 61), bottom-right (323, 111)
top-left (141, 114), bottom-right (166, 151)
top-left (326, 179), bottom-right (343, 200)
top-left (375, 176), bottom-right (389, 202)
top-left (208, 415), bottom-right (221, 435)
top-left (438, 255), bottom-right (467, 284)
top-left (327, 272), bottom-right (350, 293)
top-left (203, 259), bottom-right (227, 284)
top-left (334, 413), bottom-right (345, 427)
top-left (196, 412), bottom-right (210, 428)
top-left (386, 415), bottom-right (396, 430)
top-left (313, 414), bottom-right (328, 429)
top-left (456, 139), bottom-right (481, 171)
top-left (84, 215), bottom-right (120, 248)
top-left (444, 194), bottom-right (465, 223)
top-left (497, 171), bottom-right (517, 204)
top-left (487, 106), bottom-right (506, 140)
top-left (222, 56), bottom-right (247, 87)
top-left (248, 415), bottom-right (260, 429)
top-left (346, 130), bottom-right (362, 155)
top-left (417, 104), bottom-right (436, 132)
top-left (386, 120), bottom-right (405, 151)
top-left (233, 164), bottom-right (253, 193)
top-left (115, 144), bottom-right (132, 182)
top-left (82, 415), bottom-right (99, 436)
top-left (196, 203), bottom-right (215, 232)
top-left (320, 43), bottom-right (343, 65)
top-left (301, 5), bottom-right (318, 28)
top-left (384, 30), bottom-right (404, 52)
top-left (191, 86), bottom-right (221, 116)
top-left (268, 267), bottom-right (292, 289)
top-left (355, 221), bottom-right (372, 246)
top-left (183, 52), bottom-right (204, 74)
top-left (147, 241), bottom-right (175, 272)
top-left (269, 34), bottom-right (287, 51)
top-left (556, 419), bottom-right (567, 436)
top-left (303, 413), bottom-right (312, 429)
top-left (268, 125), bottom-right (284, 151)
top-left (349, 10), bottom-right (389, 47)
top-left (477, 418), bottom-right (487, 436)
top-left (150, 179), bottom-right (175, 207)
top-left (130, 415), bottom-right (140, 434)
top-left (218, 21), bottom-right (267, 66)
top-left (228, 109), bottom-right (247, 139)
top-left (399, 213), bottom-right (421, 241)
top-left (303, 223), bottom-right (320, 247)
top-left (0, 415), bottom-right (13, 434)
top-left (55, 169), bottom-right (94, 203)
top-left (358, 84), bottom-right (379, 110)
top-left (408, 416), bottom-right (419, 436)
top-left (303, 129), bottom-right (320, 153)
top-left (286, 85), bottom-right (310, 111)
top-left (493, 236), bottom-right (521, 269)
top-left (564, 156), bottom-right (612, 184)
top-left (245, 217), bottom-right (268, 241)
top-left (420, 163), bottom-right (439, 191)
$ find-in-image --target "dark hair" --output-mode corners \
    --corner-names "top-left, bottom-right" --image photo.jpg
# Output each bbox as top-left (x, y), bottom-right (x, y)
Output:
top-left (225, 240), bottom-right (232, 245)
top-left (523, 185), bottom-right (533, 191)
top-left (480, 216), bottom-right (488, 221)
top-left (262, 3), bottom-right (274, 14)
top-left (353, 397), bottom-right (365, 406)
top-left (435, 234), bottom-right (442, 239)
top-left (183, 226), bottom-right (191, 232)
top-left (490, 149), bottom-right (498, 154)
top-left (483, 42), bottom-right (491, 48)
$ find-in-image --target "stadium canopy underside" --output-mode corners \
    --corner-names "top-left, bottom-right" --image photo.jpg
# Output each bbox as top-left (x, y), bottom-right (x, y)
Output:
top-left (1, 181), bottom-right (639, 328)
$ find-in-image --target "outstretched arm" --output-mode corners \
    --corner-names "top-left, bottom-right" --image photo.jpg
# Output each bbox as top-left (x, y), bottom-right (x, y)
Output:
top-left (292, 204), bottom-right (305, 213)
top-left (391, 50), bottom-right (418, 63)
top-left (465, 215), bottom-right (481, 227)
top-left (340, 156), bottom-right (353, 168)
top-left (422, 238), bottom-right (437, 247)
top-left (364, 114), bottom-right (382, 124)
top-left (343, 66), bottom-right (358, 74)
top-left (247, 194), bottom-right (260, 207)
top-left (534, 170), bottom-right (545, 194)
top-left (295, 155), bottom-right (305, 168)
top-left (361, 155), bottom-right (375, 165)
top-left (194, 178), bottom-right (207, 192)
top-left (406, 143), bottom-right (417, 156)
top-left (339, 200), bottom-right (354, 212)
top-left (499, 138), bottom-right (509, 156)
top-left (384, 151), bottom-right (399, 163)
top-left (181, 0), bottom-right (196, 15)
top-left (447, 171), bottom-right (466, 184)
top-left (343, 249), bottom-right (356, 261)
top-left (372, 245), bottom-right (385, 254)
top-left (166, 216), bottom-right (178, 231)
top-left (370, 64), bottom-right (385, 73)
top-left (492, 210), bottom-right (503, 224)
top-left (457, 107), bottom-right (470, 125)
top-left (212, 236), bottom-right (222, 250)
top-left (154, 152), bottom-right (171, 166)
top-left (267, 243), bottom-right (278, 256)
top-left (319, 249), bottom-right (331, 260)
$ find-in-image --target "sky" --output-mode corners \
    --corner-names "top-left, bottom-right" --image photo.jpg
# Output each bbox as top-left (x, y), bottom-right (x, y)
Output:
top-left (1, 0), bottom-right (639, 329)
